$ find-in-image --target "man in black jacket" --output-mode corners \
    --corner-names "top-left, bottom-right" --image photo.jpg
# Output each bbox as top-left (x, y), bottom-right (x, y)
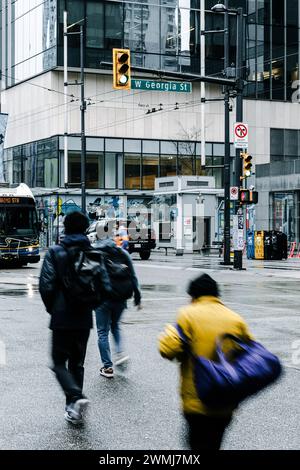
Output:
top-left (39, 211), bottom-right (92, 425)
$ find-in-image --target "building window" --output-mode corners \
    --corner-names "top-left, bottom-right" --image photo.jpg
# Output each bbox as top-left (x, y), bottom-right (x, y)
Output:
top-left (86, 1), bottom-right (104, 49)
top-left (142, 155), bottom-right (159, 189)
top-left (160, 155), bottom-right (177, 177)
top-left (105, 153), bottom-right (117, 189)
top-left (68, 152), bottom-right (104, 189)
top-left (125, 154), bottom-right (141, 189)
top-left (178, 155), bottom-right (194, 175)
top-left (270, 128), bottom-right (300, 162)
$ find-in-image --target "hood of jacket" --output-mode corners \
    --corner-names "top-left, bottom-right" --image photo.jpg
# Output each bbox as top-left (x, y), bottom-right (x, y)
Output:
top-left (92, 238), bottom-right (116, 251)
top-left (61, 233), bottom-right (91, 249)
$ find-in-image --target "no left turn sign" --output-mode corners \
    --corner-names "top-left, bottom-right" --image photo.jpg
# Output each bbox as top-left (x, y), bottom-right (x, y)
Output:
top-left (230, 186), bottom-right (239, 201)
top-left (234, 122), bottom-right (248, 148)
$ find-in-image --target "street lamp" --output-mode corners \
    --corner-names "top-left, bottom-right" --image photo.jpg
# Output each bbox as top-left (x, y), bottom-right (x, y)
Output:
top-left (211, 2), bottom-right (245, 267)
top-left (211, 3), bottom-right (227, 13)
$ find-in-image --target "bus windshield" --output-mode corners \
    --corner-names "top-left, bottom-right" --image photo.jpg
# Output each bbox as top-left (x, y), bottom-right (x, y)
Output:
top-left (0, 206), bottom-right (39, 238)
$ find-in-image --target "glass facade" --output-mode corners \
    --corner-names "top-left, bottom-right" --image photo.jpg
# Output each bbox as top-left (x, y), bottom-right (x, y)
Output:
top-left (3, 137), bottom-right (59, 188)
top-left (1, 0), bottom-right (57, 85)
top-left (1, 0), bottom-right (299, 101)
top-left (270, 128), bottom-right (300, 162)
top-left (4, 136), bottom-right (231, 190)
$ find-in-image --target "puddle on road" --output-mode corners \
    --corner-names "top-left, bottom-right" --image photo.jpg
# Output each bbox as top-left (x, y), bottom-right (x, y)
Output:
top-left (140, 284), bottom-right (177, 293)
top-left (0, 285), bottom-right (38, 297)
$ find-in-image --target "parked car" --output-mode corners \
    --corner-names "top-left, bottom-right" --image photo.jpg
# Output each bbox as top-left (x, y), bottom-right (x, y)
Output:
top-left (86, 219), bottom-right (156, 260)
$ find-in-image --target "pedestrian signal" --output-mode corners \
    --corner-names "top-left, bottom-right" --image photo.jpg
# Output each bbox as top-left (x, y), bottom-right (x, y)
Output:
top-left (250, 191), bottom-right (258, 204)
top-left (239, 190), bottom-right (258, 205)
top-left (239, 189), bottom-right (250, 204)
top-left (112, 48), bottom-right (131, 90)
top-left (241, 152), bottom-right (252, 179)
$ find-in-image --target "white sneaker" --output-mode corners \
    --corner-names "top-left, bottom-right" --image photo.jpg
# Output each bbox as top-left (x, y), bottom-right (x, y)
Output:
top-left (64, 410), bottom-right (82, 425)
top-left (72, 398), bottom-right (90, 417)
top-left (100, 367), bottom-right (114, 378)
top-left (114, 353), bottom-right (130, 368)
top-left (65, 398), bottom-right (90, 424)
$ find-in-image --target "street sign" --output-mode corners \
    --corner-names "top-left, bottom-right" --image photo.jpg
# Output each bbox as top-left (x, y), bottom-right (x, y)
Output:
top-left (131, 79), bottom-right (192, 93)
top-left (234, 122), bottom-right (248, 148)
top-left (230, 186), bottom-right (239, 201)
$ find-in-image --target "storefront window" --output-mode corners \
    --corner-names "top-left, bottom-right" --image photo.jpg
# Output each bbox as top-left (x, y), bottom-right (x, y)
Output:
top-left (142, 155), bottom-right (159, 189)
top-left (125, 154), bottom-right (141, 189)
top-left (105, 153), bottom-right (117, 189)
top-left (69, 152), bottom-right (104, 189)
top-left (160, 155), bottom-right (177, 177)
top-left (272, 192), bottom-right (295, 241)
top-left (178, 155), bottom-right (194, 175)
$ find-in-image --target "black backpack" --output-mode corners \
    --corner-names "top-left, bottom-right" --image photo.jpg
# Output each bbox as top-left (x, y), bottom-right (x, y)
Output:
top-left (99, 246), bottom-right (134, 301)
top-left (51, 245), bottom-right (112, 310)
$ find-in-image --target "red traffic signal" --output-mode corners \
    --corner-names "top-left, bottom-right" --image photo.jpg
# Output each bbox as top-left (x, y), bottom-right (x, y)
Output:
top-left (239, 190), bottom-right (258, 205)
top-left (239, 189), bottom-right (250, 204)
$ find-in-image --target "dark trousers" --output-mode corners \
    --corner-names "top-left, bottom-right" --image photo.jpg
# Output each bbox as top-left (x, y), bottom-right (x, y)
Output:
top-left (52, 329), bottom-right (90, 406)
top-left (185, 413), bottom-right (232, 451)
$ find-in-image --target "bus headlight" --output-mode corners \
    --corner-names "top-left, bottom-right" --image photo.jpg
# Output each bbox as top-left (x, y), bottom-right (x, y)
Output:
top-left (28, 247), bottom-right (33, 252)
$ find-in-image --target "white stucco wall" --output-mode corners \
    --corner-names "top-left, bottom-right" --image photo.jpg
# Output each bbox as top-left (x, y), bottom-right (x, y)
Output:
top-left (2, 70), bottom-right (300, 170)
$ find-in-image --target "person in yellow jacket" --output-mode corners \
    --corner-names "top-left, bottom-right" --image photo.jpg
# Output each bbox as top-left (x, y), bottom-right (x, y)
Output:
top-left (158, 273), bottom-right (253, 451)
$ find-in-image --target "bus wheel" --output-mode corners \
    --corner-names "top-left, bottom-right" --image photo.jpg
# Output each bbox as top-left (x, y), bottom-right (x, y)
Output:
top-left (140, 251), bottom-right (151, 260)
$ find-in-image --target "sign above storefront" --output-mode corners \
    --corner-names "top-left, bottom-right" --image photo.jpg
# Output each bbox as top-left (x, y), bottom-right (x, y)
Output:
top-left (131, 79), bottom-right (192, 93)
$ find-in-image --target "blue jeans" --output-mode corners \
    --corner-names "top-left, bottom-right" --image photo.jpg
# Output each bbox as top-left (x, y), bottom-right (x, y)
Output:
top-left (95, 300), bottom-right (126, 368)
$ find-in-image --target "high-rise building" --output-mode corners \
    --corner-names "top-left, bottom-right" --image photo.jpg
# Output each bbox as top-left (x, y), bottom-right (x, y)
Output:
top-left (1, 1), bottom-right (300, 245)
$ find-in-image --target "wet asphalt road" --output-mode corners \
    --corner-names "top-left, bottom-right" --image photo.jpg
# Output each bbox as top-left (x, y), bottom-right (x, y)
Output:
top-left (0, 252), bottom-right (299, 450)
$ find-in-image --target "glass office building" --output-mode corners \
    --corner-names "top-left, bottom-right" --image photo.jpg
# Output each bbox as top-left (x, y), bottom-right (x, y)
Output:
top-left (1, 0), bottom-right (299, 102)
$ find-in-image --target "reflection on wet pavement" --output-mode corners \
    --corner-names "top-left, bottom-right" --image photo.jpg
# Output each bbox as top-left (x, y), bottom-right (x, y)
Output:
top-left (140, 284), bottom-right (177, 293)
top-left (0, 285), bottom-right (38, 297)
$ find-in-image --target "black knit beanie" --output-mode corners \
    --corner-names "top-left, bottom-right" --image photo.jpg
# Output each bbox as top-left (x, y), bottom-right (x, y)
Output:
top-left (187, 273), bottom-right (219, 299)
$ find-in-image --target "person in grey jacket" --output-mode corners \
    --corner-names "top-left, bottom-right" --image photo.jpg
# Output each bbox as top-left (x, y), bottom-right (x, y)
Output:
top-left (93, 224), bottom-right (142, 378)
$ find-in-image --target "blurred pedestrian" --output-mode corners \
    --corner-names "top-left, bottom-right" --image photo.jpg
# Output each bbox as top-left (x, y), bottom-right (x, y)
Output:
top-left (94, 222), bottom-right (142, 378)
top-left (158, 273), bottom-right (253, 450)
top-left (115, 221), bottom-right (129, 251)
top-left (39, 211), bottom-right (92, 425)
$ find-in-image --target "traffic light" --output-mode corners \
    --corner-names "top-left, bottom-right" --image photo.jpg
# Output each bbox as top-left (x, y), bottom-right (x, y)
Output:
top-left (112, 48), bottom-right (131, 90)
top-left (241, 152), bottom-right (253, 179)
top-left (239, 189), bottom-right (250, 204)
top-left (250, 191), bottom-right (258, 204)
top-left (239, 190), bottom-right (258, 205)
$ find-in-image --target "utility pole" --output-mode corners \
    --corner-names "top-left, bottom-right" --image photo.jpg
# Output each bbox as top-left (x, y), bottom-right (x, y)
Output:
top-left (80, 24), bottom-right (86, 214)
top-left (200, 0), bottom-right (206, 168)
top-left (63, 10), bottom-right (68, 187)
top-left (64, 17), bottom-right (86, 213)
top-left (223, 0), bottom-right (231, 265)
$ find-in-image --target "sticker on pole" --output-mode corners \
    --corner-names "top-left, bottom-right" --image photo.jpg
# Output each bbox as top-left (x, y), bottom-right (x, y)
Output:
top-left (230, 186), bottom-right (239, 201)
top-left (234, 122), bottom-right (248, 148)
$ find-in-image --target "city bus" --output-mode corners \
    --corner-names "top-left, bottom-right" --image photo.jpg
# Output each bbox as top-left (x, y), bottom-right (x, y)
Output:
top-left (0, 183), bottom-right (40, 266)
